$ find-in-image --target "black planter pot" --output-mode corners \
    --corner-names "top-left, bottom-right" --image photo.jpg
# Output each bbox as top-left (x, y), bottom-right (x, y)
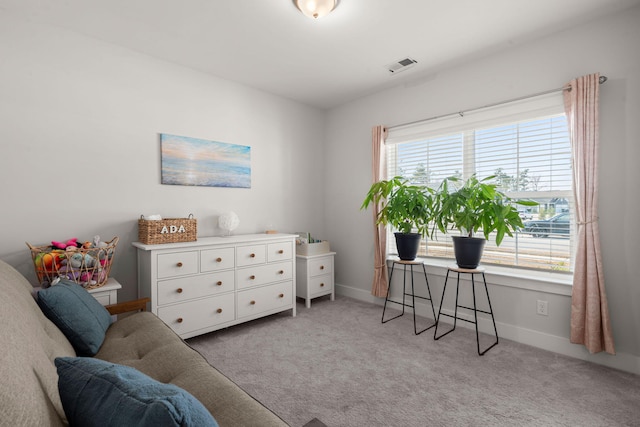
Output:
top-left (394, 232), bottom-right (422, 261)
top-left (452, 236), bottom-right (486, 269)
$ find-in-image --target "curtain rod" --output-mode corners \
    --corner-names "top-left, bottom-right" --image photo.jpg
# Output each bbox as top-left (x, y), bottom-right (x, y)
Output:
top-left (388, 75), bottom-right (608, 131)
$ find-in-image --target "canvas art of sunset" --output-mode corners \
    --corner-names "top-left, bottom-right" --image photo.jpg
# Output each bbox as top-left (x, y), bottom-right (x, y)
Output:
top-left (160, 133), bottom-right (251, 188)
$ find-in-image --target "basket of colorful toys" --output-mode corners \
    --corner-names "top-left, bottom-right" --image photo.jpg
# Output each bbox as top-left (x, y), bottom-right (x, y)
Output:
top-left (26, 236), bottom-right (118, 289)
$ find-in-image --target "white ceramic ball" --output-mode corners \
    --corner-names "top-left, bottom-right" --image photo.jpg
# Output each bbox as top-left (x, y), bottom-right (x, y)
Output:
top-left (218, 211), bottom-right (239, 234)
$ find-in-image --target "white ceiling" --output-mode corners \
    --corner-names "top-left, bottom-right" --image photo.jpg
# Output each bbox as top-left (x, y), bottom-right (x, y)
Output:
top-left (2, 0), bottom-right (639, 109)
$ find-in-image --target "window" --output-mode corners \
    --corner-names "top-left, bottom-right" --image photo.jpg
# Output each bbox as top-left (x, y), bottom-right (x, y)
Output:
top-left (385, 93), bottom-right (574, 273)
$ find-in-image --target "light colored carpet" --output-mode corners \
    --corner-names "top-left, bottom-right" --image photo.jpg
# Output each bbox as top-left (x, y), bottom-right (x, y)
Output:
top-left (188, 296), bottom-right (640, 427)
top-left (302, 418), bottom-right (328, 427)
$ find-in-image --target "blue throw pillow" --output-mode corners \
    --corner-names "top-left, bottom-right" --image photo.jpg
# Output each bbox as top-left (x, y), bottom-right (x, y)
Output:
top-left (37, 280), bottom-right (111, 356)
top-left (55, 357), bottom-right (219, 427)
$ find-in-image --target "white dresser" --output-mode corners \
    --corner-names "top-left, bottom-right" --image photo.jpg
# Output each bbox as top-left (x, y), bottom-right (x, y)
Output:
top-left (133, 234), bottom-right (296, 339)
top-left (296, 252), bottom-right (336, 308)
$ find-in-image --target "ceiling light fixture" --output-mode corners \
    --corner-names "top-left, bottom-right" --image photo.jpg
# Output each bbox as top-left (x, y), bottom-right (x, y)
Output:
top-left (292, 0), bottom-right (338, 19)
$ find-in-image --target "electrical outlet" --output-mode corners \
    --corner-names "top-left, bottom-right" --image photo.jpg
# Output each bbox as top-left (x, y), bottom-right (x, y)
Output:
top-left (536, 300), bottom-right (548, 316)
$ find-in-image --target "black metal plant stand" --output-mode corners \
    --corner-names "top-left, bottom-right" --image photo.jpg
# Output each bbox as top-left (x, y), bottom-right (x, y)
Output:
top-left (433, 266), bottom-right (499, 355)
top-left (381, 260), bottom-right (437, 335)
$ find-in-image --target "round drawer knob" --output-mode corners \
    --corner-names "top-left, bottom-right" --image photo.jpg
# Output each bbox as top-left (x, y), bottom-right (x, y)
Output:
top-left (250, 300), bottom-right (256, 305)
top-left (278, 250), bottom-right (284, 254)
top-left (250, 275), bottom-right (256, 280)
top-left (177, 288), bottom-right (183, 293)
top-left (216, 257), bottom-right (222, 262)
top-left (176, 262), bottom-right (183, 267)
top-left (320, 265), bottom-right (325, 270)
top-left (278, 270), bottom-right (284, 275)
top-left (320, 283), bottom-right (325, 287)
top-left (250, 253), bottom-right (256, 258)
top-left (216, 281), bottom-right (223, 286)
top-left (177, 317), bottom-right (183, 323)
top-left (216, 308), bottom-right (223, 314)
top-left (278, 293), bottom-right (284, 298)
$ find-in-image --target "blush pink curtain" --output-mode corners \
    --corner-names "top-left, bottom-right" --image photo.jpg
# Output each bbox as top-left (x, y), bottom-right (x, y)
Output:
top-left (371, 125), bottom-right (388, 297)
top-left (563, 73), bottom-right (615, 354)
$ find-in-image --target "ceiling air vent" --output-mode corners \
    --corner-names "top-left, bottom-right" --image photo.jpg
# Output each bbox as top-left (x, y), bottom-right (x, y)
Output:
top-left (387, 57), bottom-right (417, 75)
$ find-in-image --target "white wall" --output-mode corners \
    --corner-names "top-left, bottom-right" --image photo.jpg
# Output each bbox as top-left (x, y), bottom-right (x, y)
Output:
top-left (325, 5), bottom-right (640, 373)
top-left (0, 11), bottom-right (327, 302)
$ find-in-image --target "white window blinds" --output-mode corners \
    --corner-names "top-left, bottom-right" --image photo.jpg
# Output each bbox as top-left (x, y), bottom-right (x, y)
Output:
top-left (385, 92), bottom-right (574, 272)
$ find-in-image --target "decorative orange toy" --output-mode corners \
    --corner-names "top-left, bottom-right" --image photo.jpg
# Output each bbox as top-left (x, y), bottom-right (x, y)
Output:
top-left (40, 251), bottom-right (65, 271)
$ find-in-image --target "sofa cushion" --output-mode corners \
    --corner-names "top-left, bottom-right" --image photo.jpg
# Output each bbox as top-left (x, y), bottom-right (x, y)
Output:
top-left (37, 280), bottom-right (111, 356)
top-left (96, 311), bottom-right (288, 427)
top-left (55, 357), bottom-right (219, 427)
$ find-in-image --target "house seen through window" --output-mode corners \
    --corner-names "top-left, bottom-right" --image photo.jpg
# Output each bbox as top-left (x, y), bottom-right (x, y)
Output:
top-left (385, 94), bottom-right (574, 273)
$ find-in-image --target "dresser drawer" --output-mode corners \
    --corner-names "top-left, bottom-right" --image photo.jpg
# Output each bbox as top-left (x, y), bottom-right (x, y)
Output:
top-left (200, 247), bottom-right (235, 272)
top-left (158, 293), bottom-right (235, 335)
top-left (308, 257), bottom-right (333, 277)
top-left (157, 271), bottom-right (235, 306)
top-left (236, 261), bottom-right (292, 290)
top-left (237, 281), bottom-right (293, 319)
top-left (236, 244), bottom-right (266, 267)
top-left (267, 241), bottom-right (293, 262)
top-left (308, 274), bottom-right (333, 297)
top-left (157, 251), bottom-right (199, 279)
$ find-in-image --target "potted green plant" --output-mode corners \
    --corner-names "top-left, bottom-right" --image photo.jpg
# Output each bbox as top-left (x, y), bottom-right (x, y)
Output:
top-left (361, 176), bottom-right (435, 261)
top-left (433, 175), bottom-right (538, 268)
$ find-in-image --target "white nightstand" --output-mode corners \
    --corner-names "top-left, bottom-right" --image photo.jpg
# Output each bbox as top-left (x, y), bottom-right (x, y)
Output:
top-left (87, 277), bottom-right (122, 306)
top-left (296, 252), bottom-right (336, 308)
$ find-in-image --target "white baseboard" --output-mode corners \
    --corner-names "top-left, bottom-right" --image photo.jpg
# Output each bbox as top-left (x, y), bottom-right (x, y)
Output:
top-left (335, 283), bottom-right (640, 375)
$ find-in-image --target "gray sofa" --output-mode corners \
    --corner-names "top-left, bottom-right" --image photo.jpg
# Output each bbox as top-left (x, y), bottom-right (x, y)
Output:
top-left (0, 259), bottom-right (288, 427)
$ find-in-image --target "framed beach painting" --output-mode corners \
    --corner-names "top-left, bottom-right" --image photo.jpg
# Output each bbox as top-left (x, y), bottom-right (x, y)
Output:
top-left (160, 133), bottom-right (251, 188)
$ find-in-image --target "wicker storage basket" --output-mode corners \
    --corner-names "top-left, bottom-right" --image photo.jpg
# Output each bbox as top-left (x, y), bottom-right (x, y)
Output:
top-left (138, 214), bottom-right (197, 245)
top-left (26, 236), bottom-right (118, 289)
top-left (296, 240), bottom-right (331, 256)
